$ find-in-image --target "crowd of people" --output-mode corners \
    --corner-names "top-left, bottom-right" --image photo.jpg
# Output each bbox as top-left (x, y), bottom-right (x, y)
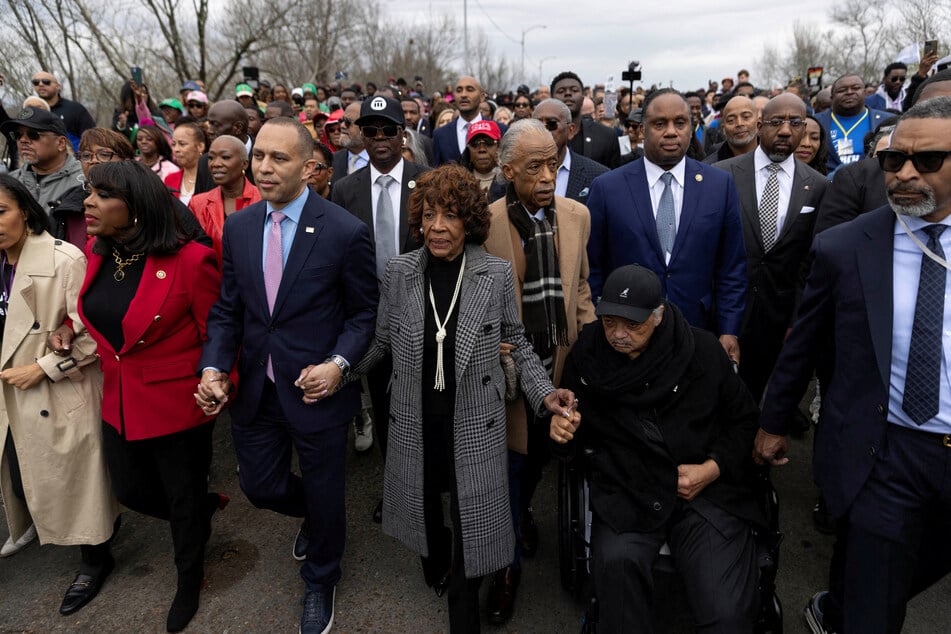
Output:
top-left (0, 55), bottom-right (950, 634)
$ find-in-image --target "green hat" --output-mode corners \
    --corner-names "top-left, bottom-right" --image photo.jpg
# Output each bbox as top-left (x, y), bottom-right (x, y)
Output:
top-left (302, 83), bottom-right (318, 96)
top-left (235, 83), bottom-right (254, 98)
top-left (159, 98), bottom-right (184, 113)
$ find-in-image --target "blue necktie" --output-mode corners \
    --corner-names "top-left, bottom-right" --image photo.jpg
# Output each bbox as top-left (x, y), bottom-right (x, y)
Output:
top-left (902, 224), bottom-right (947, 425)
top-left (656, 172), bottom-right (676, 256)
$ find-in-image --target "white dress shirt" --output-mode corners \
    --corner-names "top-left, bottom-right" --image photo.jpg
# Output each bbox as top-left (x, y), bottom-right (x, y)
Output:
top-left (644, 157), bottom-right (686, 264)
top-left (555, 149), bottom-right (573, 198)
top-left (753, 146), bottom-right (795, 243)
top-left (455, 114), bottom-right (483, 154)
top-left (369, 158), bottom-right (405, 255)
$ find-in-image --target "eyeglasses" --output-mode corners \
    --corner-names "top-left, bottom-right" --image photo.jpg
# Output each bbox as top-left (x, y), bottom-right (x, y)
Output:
top-left (187, 102), bottom-right (206, 108)
top-left (9, 129), bottom-right (54, 142)
top-left (79, 149), bottom-right (118, 163)
top-left (31, 78), bottom-right (53, 86)
top-left (341, 117), bottom-right (354, 127)
top-left (467, 138), bottom-right (497, 149)
top-left (325, 125), bottom-right (340, 133)
top-left (514, 102), bottom-right (531, 109)
top-left (361, 125), bottom-right (401, 138)
top-left (625, 121), bottom-right (641, 129)
top-left (537, 118), bottom-right (562, 131)
top-left (887, 75), bottom-right (907, 83)
top-left (877, 149), bottom-right (951, 173)
top-left (762, 117), bottom-right (805, 129)
top-left (313, 163), bottom-right (330, 172)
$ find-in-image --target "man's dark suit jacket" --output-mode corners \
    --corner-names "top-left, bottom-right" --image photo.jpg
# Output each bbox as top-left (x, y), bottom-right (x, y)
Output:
top-left (330, 160), bottom-right (430, 255)
top-left (568, 118), bottom-right (622, 169)
top-left (586, 156), bottom-right (747, 336)
top-left (566, 150), bottom-right (609, 203)
top-left (432, 118), bottom-right (508, 165)
top-left (713, 153), bottom-right (828, 399)
top-left (815, 157), bottom-right (888, 234)
top-left (200, 190), bottom-right (378, 431)
top-left (759, 206), bottom-right (897, 519)
top-left (330, 148), bottom-right (360, 187)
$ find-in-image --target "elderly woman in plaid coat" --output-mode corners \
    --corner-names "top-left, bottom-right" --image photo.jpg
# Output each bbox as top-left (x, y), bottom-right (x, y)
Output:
top-left (354, 165), bottom-right (577, 633)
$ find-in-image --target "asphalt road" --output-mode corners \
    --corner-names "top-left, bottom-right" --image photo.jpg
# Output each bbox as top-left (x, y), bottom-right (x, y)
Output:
top-left (1, 408), bottom-right (950, 633)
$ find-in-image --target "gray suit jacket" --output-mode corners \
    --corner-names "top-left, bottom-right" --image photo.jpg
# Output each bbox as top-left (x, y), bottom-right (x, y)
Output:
top-left (354, 245), bottom-right (554, 577)
top-left (565, 150), bottom-right (609, 203)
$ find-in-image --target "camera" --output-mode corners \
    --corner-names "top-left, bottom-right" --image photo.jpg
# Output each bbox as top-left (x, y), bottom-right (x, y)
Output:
top-left (622, 61), bottom-right (642, 83)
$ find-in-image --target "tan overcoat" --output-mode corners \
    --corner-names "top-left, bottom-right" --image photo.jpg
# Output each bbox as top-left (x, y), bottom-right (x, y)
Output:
top-left (0, 232), bottom-right (118, 546)
top-left (483, 195), bottom-right (597, 453)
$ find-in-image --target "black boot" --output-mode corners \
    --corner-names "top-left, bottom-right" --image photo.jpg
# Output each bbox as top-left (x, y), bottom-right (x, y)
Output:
top-left (166, 573), bottom-right (203, 632)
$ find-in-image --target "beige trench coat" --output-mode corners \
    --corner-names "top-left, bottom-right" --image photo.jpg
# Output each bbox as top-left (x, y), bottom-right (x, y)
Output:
top-left (0, 232), bottom-right (118, 546)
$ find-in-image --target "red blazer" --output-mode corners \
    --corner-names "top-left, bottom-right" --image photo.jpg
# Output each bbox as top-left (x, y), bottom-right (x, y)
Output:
top-left (188, 178), bottom-right (261, 262)
top-left (78, 241), bottom-right (222, 440)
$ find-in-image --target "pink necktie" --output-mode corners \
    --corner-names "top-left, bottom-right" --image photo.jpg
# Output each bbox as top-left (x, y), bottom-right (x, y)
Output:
top-left (265, 210), bottom-right (286, 380)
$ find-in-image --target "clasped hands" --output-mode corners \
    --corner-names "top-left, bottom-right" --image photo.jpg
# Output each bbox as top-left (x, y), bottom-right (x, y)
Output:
top-left (194, 361), bottom-right (344, 415)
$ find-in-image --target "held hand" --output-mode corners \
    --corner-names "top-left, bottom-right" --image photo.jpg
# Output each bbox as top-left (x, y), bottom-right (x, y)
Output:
top-left (48, 324), bottom-right (74, 356)
top-left (676, 460), bottom-right (720, 501)
top-left (0, 364), bottom-right (47, 390)
top-left (499, 342), bottom-right (515, 357)
top-left (719, 334), bottom-right (740, 366)
top-left (919, 51), bottom-right (939, 77)
top-left (550, 411), bottom-right (581, 444)
top-left (195, 370), bottom-right (232, 416)
top-left (296, 362), bottom-right (342, 405)
top-left (117, 111), bottom-right (129, 129)
top-left (543, 388), bottom-right (577, 417)
top-left (753, 428), bottom-right (789, 466)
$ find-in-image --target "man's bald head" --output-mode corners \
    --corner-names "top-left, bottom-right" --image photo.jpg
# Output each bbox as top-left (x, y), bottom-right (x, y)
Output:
top-left (207, 100), bottom-right (249, 141)
top-left (758, 93), bottom-right (808, 162)
top-left (454, 76), bottom-right (484, 119)
top-left (762, 93), bottom-right (807, 120)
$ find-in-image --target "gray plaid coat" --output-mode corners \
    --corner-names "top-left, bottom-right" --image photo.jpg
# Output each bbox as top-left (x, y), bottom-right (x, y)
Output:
top-left (354, 244), bottom-right (554, 577)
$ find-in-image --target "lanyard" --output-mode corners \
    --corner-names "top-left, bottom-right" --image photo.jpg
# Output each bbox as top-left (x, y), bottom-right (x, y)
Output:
top-left (830, 109), bottom-right (869, 139)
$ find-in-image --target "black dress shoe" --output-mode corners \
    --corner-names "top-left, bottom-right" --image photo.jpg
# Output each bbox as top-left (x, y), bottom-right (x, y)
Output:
top-left (372, 499), bottom-right (383, 524)
top-left (60, 557), bottom-right (114, 615)
top-left (166, 575), bottom-right (203, 632)
top-left (518, 508), bottom-right (539, 558)
top-left (486, 566), bottom-right (520, 624)
top-left (433, 568), bottom-right (451, 598)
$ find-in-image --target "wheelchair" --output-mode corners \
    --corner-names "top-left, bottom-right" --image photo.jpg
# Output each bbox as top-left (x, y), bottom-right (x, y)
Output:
top-left (558, 449), bottom-right (784, 633)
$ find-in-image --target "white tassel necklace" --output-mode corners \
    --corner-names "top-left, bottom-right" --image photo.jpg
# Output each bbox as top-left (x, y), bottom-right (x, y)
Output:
top-left (428, 252), bottom-right (466, 391)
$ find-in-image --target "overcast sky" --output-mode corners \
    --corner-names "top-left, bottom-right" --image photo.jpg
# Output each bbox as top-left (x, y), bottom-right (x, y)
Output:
top-left (395, 0), bottom-right (846, 91)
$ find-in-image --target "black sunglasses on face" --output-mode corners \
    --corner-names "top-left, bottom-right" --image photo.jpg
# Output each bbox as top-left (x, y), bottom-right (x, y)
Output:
top-left (32, 78), bottom-right (53, 86)
top-left (10, 129), bottom-right (53, 142)
top-left (514, 102), bottom-right (531, 108)
top-left (341, 117), bottom-right (354, 127)
top-left (187, 102), bottom-right (205, 109)
top-left (538, 118), bottom-right (561, 131)
top-left (361, 125), bottom-right (401, 138)
top-left (626, 121), bottom-right (641, 129)
top-left (468, 138), bottom-right (497, 149)
top-left (878, 149), bottom-right (951, 174)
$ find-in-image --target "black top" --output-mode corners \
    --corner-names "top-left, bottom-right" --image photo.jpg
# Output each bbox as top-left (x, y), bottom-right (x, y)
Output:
top-left (422, 252), bottom-right (463, 417)
top-left (83, 245), bottom-right (146, 351)
top-left (0, 259), bottom-right (14, 344)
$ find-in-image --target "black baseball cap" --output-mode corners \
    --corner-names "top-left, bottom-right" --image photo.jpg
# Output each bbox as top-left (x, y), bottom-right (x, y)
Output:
top-left (596, 264), bottom-right (663, 323)
top-left (1, 106), bottom-right (67, 138)
top-left (355, 95), bottom-right (405, 126)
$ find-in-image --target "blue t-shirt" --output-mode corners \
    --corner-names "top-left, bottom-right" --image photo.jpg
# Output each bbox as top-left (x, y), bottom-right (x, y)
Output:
top-left (828, 109), bottom-right (871, 167)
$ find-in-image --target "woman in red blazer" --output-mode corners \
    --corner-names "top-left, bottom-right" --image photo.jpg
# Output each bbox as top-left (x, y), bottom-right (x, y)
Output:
top-left (76, 160), bottom-right (225, 632)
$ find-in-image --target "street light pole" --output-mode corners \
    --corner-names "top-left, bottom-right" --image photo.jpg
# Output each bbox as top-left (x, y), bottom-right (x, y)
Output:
top-left (520, 24), bottom-right (546, 82)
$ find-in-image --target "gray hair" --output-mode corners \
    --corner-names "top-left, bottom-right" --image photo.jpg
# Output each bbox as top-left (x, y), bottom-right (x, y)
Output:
top-left (495, 118), bottom-right (550, 184)
top-left (532, 98), bottom-right (571, 122)
top-left (210, 134), bottom-right (248, 162)
top-left (901, 95), bottom-right (951, 121)
top-left (403, 129), bottom-right (430, 167)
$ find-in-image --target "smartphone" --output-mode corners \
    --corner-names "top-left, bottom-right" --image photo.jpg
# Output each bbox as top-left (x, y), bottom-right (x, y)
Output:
top-left (130, 66), bottom-right (143, 86)
top-left (924, 40), bottom-right (938, 57)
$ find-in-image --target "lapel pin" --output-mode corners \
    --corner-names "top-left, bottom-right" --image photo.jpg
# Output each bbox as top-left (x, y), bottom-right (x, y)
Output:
top-left (805, 185), bottom-right (810, 190)
top-left (305, 226), bottom-right (315, 233)
top-left (156, 270), bottom-right (166, 279)
top-left (695, 174), bottom-right (703, 182)
top-left (585, 137), bottom-right (592, 143)
top-left (408, 180), bottom-right (416, 189)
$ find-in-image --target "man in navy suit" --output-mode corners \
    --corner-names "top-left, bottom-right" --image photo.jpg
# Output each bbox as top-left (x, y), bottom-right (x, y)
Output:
top-left (432, 76), bottom-right (508, 165)
top-left (755, 97), bottom-right (951, 634)
top-left (586, 88), bottom-right (747, 362)
top-left (196, 117), bottom-right (378, 634)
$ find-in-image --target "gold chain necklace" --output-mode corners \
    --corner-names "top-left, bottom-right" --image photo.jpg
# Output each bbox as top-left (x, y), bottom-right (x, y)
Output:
top-left (112, 248), bottom-right (142, 282)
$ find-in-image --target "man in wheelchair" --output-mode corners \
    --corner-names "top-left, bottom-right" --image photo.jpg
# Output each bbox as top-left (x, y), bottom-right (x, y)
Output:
top-left (551, 264), bottom-right (766, 633)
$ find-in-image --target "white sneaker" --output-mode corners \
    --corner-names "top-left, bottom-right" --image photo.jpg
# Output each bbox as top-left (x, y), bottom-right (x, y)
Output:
top-left (353, 411), bottom-right (374, 453)
top-left (1, 524), bottom-right (37, 557)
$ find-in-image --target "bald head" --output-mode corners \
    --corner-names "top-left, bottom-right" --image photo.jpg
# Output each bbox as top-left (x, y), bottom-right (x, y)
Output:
top-left (31, 70), bottom-right (61, 104)
top-left (210, 134), bottom-right (248, 161)
top-left (762, 93), bottom-right (807, 120)
top-left (454, 76), bottom-right (484, 120)
top-left (207, 100), bottom-right (249, 141)
top-left (758, 93), bottom-right (808, 162)
top-left (720, 96), bottom-right (758, 151)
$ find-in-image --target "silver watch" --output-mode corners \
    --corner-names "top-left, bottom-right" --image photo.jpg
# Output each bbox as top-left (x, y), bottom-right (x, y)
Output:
top-left (328, 354), bottom-right (349, 377)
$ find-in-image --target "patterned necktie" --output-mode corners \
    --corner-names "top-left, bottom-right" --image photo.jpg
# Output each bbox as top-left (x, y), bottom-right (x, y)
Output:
top-left (264, 210), bottom-right (286, 380)
top-left (902, 224), bottom-right (947, 425)
top-left (375, 174), bottom-right (396, 280)
top-left (759, 163), bottom-right (783, 251)
top-left (656, 172), bottom-right (676, 256)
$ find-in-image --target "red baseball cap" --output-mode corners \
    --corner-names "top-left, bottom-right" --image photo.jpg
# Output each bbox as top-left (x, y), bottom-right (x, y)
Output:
top-left (466, 120), bottom-right (501, 143)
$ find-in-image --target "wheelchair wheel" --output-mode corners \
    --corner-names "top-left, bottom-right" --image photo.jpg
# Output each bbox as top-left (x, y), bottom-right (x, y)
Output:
top-left (558, 458), bottom-right (591, 598)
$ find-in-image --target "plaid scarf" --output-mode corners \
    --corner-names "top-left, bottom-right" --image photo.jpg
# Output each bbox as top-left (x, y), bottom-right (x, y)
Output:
top-left (506, 183), bottom-right (569, 371)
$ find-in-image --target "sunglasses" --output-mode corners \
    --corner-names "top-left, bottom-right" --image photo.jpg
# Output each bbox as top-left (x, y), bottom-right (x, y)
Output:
top-left (31, 78), bottom-right (53, 86)
top-left (878, 149), bottom-right (951, 174)
top-left (341, 117), bottom-right (354, 127)
top-left (468, 138), bottom-right (497, 149)
top-left (537, 118), bottom-right (562, 131)
top-left (625, 121), bottom-right (641, 129)
top-left (325, 125), bottom-right (340, 133)
top-left (79, 149), bottom-right (118, 163)
top-left (514, 102), bottom-right (531, 108)
top-left (361, 125), bottom-right (401, 138)
top-left (187, 102), bottom-right (206, 108)
top-left (9, 129), bottom-right (55, 142)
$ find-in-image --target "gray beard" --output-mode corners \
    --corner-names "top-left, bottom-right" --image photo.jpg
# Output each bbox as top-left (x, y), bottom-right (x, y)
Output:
top-left (766, 150), bottom-right (791, 162)
top-left (888, 188), bottom-right (937, 218)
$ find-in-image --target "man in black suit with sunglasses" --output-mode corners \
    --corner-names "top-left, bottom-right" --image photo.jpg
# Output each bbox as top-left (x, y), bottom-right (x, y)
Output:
top-left (31, 71), bottom-right (96, 152)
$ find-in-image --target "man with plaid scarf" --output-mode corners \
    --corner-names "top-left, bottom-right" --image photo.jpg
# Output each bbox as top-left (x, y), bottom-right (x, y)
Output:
top-left (482, 118), bottom-right (597, 624)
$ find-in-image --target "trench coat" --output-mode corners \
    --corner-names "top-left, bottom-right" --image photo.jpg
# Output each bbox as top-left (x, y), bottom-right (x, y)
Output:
top-left (0, 232), bottom-right (118, 546)
top-left (354, 245), bottom-right (554, 578)
top-left (482, 195), bottom-right (596, 453)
